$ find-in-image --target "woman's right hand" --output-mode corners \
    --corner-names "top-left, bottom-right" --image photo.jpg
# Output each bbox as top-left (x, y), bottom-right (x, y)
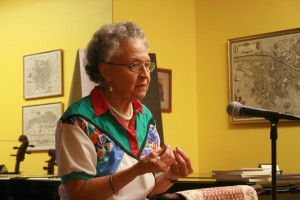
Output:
top-left (135, 145), bottom-right (175, 175)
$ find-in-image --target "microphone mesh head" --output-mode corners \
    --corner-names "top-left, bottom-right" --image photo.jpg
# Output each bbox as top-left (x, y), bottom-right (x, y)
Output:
top-left (226, 101), bottom-right (242, 117)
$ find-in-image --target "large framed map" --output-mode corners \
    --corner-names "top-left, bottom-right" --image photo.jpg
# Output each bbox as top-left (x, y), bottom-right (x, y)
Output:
top-left (23, 49), bottom-right (63, 99)
top-left (22, 102), bottom-right (63, 151)
top-left (228, 28), bottom-right (300, 124)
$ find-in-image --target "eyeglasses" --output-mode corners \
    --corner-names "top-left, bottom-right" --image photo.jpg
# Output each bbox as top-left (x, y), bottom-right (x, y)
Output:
top-left (106, 61), bottom-right (156, 73)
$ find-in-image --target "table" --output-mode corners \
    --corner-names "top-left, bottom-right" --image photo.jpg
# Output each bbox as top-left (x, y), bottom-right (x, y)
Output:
top-left (1, 174), bottom-right (300, 200)
top-left (0, 176), bottom-right (60, 200)
top-left (165, 175), bottom-right (300, 200)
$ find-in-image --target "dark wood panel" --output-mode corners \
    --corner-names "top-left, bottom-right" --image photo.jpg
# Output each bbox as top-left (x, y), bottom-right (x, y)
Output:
top-left (1, 178), bottom-right (300, 200)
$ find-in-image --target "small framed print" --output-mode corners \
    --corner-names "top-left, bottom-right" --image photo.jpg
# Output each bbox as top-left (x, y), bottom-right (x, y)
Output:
top-left (22, 102), bottom-right (63, 151)
top-left (23, 49), bottom-right (63, 100)
top-left (157, 68), bottom-right (172, 112)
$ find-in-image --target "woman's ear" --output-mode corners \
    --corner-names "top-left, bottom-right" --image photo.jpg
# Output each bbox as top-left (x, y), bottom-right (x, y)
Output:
top-left (98, 63), bottom-right (111, 82)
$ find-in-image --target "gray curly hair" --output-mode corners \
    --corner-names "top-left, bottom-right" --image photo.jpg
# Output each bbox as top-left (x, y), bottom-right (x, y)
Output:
top-left (85, 21), bottom-right (150, 86)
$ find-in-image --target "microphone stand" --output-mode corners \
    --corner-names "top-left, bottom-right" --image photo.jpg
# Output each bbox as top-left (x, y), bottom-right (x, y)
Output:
top-left (267, 117), bottom-right (279, 200)
top-left (227, 101), bottom-right (300, 200)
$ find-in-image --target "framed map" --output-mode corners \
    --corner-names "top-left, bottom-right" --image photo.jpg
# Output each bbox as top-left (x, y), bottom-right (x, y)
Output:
top-left (22, 102), bottom-right (63, 151)
top-left (24, 49), bottom-right (63, 99)
top-left (228, 28), bottom-right (300, 124)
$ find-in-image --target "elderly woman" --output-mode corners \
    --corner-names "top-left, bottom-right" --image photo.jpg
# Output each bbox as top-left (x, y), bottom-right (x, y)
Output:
top-left (56, 21), bottom-right (193, 200)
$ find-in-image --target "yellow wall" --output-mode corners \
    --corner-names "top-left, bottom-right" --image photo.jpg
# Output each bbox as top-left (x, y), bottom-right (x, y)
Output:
top-left (114, 0), bottom-right (300, 174)
top-left (2, 0), bottom-right (300, 177)
top-left (113, 0), bottom-right (199, 174)
top-left (195, 0), bottom-right (300, 174)
top-left (0, 0), bottom-right (112, 174)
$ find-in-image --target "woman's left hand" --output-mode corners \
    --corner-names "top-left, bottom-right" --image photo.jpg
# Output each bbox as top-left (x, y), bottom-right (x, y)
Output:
top-left (163, 147), bottom-right (193, 181)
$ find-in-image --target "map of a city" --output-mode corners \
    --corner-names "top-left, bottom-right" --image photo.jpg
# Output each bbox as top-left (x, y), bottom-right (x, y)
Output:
top-left (23, 103), bottom-right (62, 151)
top-left (24, 50), bottom-right (62, 99)
top-left (230, 31), bottom-right (300, 118)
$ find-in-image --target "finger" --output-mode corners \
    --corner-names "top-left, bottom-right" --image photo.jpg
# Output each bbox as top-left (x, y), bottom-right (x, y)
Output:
top-left (173, 151), bottom-right (190, 175)
top-left (159, 145), bottom-right (173, 160)
top-left (147, 151), bottom-right (157, 159)
top-left (170, 163), bottom-right (181, 174)
top-left (148, 145), bottom-right (167, 160)
top-left (155, 156), bottom-right (164, 168)
top-left (174, 147), bottom-right (193, 173)
top-left (163, 148), bottom-right (176, 167)
top-left (171, 161), bottom-right (180, 170)
top-left (156, 147), bottom-right (176, 171)
top-left (155, 145), bottom-right (168, 156)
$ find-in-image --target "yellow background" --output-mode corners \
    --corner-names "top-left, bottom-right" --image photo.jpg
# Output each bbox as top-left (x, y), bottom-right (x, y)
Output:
top-left (1, 0), bottom-right (300, 176)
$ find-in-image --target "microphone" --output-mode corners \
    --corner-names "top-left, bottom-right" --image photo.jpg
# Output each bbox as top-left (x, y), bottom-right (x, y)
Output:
top-left (226, 101), bottom-right (300, 120)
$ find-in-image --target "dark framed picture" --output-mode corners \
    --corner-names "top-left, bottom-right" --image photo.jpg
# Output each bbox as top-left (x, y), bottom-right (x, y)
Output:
top-left (157, 68), bottom-right (172, 112)
top-left (22, 102), bottom-right (63, 151)
top-left (228, 28), bottom-right (300, 124)
top-left (23, 49), bottom-right (63, 100)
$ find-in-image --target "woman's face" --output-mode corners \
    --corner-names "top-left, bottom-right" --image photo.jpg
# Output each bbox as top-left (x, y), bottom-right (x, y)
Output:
top-left (107, 39), bottom-right (151, 101)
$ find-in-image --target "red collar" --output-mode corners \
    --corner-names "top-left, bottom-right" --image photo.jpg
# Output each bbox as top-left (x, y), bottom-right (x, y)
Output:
top-left (89, 86), bottom-right (144, 116)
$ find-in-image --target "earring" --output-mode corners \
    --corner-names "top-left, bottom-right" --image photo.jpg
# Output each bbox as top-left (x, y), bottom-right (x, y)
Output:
top-left (109, 85), bottom-right (113, 92)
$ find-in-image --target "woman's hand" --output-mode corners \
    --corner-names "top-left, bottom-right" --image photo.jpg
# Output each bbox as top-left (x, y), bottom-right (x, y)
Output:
top-left (136, 145), bottom-right (175, 175)
top-left (163, 147), bottom-right (193, 181)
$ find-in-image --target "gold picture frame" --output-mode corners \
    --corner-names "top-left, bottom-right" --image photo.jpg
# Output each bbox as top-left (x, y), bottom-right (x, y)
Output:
top-left (157, 68), bottom-right (172, 113)
top-left (228, 28), bottom-right (300, 124)
top-left (23, 49), bottom-right (63, 100)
